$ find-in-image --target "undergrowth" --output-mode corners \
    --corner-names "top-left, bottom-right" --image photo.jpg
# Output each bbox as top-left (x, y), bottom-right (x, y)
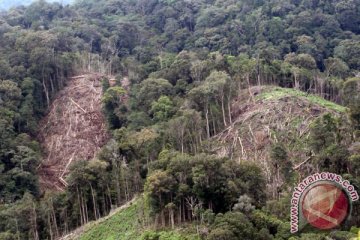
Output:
top-left (79, 198), bottom-right (199, 240)
top-left (257, 87), bottom-right (346, 112)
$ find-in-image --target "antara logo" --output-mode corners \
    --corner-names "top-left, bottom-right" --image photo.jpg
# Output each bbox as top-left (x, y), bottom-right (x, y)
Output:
top-left (290, 172), bottom-right (359, 233)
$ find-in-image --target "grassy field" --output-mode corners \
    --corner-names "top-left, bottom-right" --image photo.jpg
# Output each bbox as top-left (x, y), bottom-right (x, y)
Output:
top-left (79, 199), bottom-right (141, 240)
top-left (78, 198), bottom-right (199, 240)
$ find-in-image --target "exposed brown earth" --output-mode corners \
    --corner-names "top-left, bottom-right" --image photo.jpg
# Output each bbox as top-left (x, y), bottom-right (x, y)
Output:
top-left (37, 73), bottom-right (110, 191)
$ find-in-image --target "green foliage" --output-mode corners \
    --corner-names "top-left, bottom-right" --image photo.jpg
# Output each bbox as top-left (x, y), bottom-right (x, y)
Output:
top-left (136, 78), bottom-right (173, 112)
top-left (308, 113), bottom-right (350, 173)
top-left (335, 40), bottom-right (360, 70)
top-left (141, 230), bottom-right (198, 240)
top-left (78, 197), bottom-right (199, 240)
top-left (0, 193), bottom-right (39, 240)
top-left (150, 96), bottom-right (175, 122)
top-left (102, 87), bottom-right (126, 104)
top-left (207, 212), bottom-right (255, 240)
top-left (324, 57), bottom-right (349, 79)
top-left (0, 0), bottom-right (360, 239)
top-left (232, 194), bottom-right (255, 213)
top-left (79, 199), bottom-right (142, 240)
top-left (343, 77), bottom-right (360, 130)
top-left (256, 87), bottom-right (346, 112)
top-left (285, 53), bottom-right (317, 70)
top-left (145, 151), bottom-right (266, 223)
top-left (328, 231), bottom-right (357, 240)
top-left (297, 233), bottom-right (327, 240)
top-left (102, 86), bottom-right (127, 129)
top-left (309, 113), bottom-right (339, 153)
top-left (270, 143), bottom-right (292, 181)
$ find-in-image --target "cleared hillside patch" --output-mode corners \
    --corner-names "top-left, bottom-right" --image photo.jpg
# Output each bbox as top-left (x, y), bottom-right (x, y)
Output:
top-left (214, 86), bottom-right (346, 184)
top-left (37, 73), bottom-right (110, 191)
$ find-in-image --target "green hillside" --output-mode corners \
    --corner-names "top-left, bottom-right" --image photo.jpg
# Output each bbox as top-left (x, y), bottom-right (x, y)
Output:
top-left (0, 0), bottom-right (360, 239)
top-left (66, 197), bottom-right (199, 240)
top-left (73, 88), bottom-right (356, 240)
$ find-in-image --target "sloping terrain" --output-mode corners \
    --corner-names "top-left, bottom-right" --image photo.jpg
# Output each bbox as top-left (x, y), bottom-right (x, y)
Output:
top-left (60, 87), bottom-right (348, 240)
top-left (60, 197), bottom-right (138, 240)
top-left (213, 86), bottom-right (346, 182)
top-left (38, 74), bottom-right (110, 191)
top-left (60, 197), bottom-right (198, 240)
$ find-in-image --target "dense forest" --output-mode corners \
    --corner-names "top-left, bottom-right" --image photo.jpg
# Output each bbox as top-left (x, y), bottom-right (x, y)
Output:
top-left (0, 0), bottom-right (360, 239)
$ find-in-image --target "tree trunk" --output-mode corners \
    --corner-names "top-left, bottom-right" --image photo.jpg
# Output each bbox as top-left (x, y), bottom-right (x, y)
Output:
top-left (178, 203), bottom-right (182, 224)
top-left (210, 106), bottom-right (216, 135)
top-left (159, 195), bottom-right (165, 227)
top-left (90, 183), bottom-right (98, 220)
top-left (294, 74), bottom-right (300, 90)
top-left (77, 187), bottom-right (84, 226)
top-left (32, 202), bottom-right (39, 240)
top-left (42, 77), bottom-right (50, 107)
top-left (170, 209), bottom-right (175, 229)
top-left (107, 184), bottom-right (113, 208)
top-left (246, 74), bottom-right (254, 103)
top-left (227, 96), bottom-right (232, 124)
top-left (180, 127), bottom-right (185, 154)
top-left (205, 105), bottom-right (210, 139)
top-left (48, 214), bottom-right (53, 240)
top-left (51, 200), bottom-right (59, 238)
top-left (113, 159), bottom-right (122, 206)
top-left (221, 94), bottom-right (227, 127)
top-left (49, 75), bottom-right (55, 95)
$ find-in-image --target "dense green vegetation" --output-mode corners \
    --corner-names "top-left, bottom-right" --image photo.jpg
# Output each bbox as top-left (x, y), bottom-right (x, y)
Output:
top-left (79, 198), bottom-right (143, 240)
top-left (78, 197), bottom-right (200, 240)
top-left (0, 0), bottom-right (360, 239)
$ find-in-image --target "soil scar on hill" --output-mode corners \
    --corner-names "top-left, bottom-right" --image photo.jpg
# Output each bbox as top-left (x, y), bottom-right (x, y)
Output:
top-left (37, 73), bottom-right (110, 191)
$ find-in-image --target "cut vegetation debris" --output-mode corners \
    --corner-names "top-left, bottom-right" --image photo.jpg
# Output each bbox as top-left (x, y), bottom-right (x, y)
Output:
top-left (38, 73), bottom-right (110, 191)
top-left (214, 86), bottom-right (346, 184)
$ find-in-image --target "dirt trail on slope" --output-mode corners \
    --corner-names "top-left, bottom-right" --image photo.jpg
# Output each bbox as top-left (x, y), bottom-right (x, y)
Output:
top-left (38, 73), bottom-right (110, 191)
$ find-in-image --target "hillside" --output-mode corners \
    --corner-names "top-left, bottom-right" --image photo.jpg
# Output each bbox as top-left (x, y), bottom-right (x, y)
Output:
top-left (0, 0), bottom-right (360, 239)
top-left (213, 86), bottom-right (346, 183)
top-left (61, 197), bottom-right (199, 240)
top-left (70, 87), bottom-right (354, 240)
top-left (37, 73), bottom-right (109, 191)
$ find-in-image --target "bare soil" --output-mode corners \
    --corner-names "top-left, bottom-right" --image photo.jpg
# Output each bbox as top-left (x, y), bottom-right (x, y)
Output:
top-left (37, 73), bottom-right (110, 191)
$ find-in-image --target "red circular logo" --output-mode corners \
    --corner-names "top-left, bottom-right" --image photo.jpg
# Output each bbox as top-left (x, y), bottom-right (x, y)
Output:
top-left (301, 183), bottom-right (349, 230)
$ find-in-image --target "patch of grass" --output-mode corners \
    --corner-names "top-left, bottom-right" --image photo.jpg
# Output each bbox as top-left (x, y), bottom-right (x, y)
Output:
top-left (79, 199), bottom-right (143, 240)
top-left (78, 198), bottom-right (199, 240)
top-left (140, 229), bottom-right (199, 240)
top-left (256, 87), bottom-right (346, 112)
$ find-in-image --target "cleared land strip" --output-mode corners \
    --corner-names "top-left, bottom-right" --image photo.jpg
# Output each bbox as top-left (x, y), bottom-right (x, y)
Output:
top-left (38, 73), bottom-right (110, 191)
